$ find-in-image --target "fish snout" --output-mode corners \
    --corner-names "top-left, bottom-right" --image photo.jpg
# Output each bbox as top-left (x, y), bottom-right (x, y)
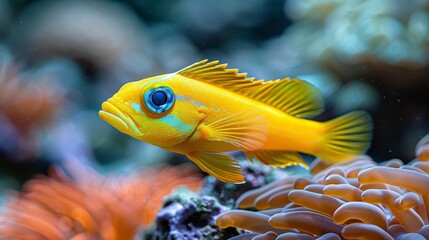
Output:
top-left (99, 100), bottom-right (141, 136)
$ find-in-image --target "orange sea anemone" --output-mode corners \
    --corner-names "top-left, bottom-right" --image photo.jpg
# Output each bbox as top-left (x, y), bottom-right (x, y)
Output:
top-left (217, 134), bottom-right (429, 239)
top-left (0, 163), bottom-right (202, 240)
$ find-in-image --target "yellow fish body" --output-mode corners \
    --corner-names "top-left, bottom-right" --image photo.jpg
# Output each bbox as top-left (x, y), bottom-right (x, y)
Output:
top-left (99, 60), bottom-right (372, 183)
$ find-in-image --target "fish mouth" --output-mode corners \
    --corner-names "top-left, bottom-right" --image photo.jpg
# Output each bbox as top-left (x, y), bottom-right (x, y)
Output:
top-left (99, 100), bottom-right (141, 136)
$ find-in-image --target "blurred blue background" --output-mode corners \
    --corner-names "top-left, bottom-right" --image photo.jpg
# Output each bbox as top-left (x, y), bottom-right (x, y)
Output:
top-left (0, 0), bottom-right (428, 197)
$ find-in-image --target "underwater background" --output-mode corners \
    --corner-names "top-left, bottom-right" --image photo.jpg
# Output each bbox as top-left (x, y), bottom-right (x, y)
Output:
top-left (0, 0), bottom-right (428, 239)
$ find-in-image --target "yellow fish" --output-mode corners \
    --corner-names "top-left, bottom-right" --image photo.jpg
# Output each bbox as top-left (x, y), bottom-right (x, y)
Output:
top-left (99, 60), bottom-right (372, 183)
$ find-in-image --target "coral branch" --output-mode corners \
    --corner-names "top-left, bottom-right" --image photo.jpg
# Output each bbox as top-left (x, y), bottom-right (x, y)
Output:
top-left (288, 190), bottom-right (345, 217)
top-left (269, 211), bottom-right (343, 236)
top-left (216, 210), bottom-right (284, 234)
top-left (342, 223), bottom-right (393, 240)
top-left (333, 202), bottom-right (387, 230)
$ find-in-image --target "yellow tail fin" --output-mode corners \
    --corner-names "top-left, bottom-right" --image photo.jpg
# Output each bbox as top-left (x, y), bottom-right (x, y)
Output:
top-left (316, 111), bottom-right (373, 163)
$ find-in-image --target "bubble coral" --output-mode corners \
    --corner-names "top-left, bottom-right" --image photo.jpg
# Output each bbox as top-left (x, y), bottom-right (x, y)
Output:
top-left (216, 134), bottom-right (429, 239)
top-left (0, 162), bottom-right (202, 240)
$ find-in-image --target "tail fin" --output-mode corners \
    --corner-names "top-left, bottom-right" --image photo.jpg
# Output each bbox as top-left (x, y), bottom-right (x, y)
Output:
top-left (316, 111), bottom-right (373, 163)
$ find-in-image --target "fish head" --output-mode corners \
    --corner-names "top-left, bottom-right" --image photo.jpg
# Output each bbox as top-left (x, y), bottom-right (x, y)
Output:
top-left (99, 74), bottom-right (204, 148)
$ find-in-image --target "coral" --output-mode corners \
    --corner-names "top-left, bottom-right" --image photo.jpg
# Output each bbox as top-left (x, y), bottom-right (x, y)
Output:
top-left (16, 0), bottom-right (149, 72)
top-left (152, 188), bottom-right (241, 240)
top-left (200, 161), bottom-right (286, 206)
top-left (0, 54), bottom-right (62, 133)
top-left (216, 134), bottom-right (429, 239)
top-left (148, 161), bottom-right (287, 239)
top-left (0, 49), bottom-right (64, 161)
top-left (285, 0), bottom-right (429, 72)
top-left (416, 134), bottom-right (429, 161)
top-left (0, 163), bottom-right (202, 240)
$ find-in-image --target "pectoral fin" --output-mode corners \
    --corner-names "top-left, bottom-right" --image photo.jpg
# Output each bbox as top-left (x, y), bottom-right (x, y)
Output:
top-left (245, 150), bottom-right (308, 168)
top-left (187, 152), bottom-right (245, 183)
top-left (200, 109), bottom-right (268, 151)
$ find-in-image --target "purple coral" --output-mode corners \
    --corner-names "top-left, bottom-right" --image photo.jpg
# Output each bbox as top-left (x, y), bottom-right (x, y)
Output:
top-left (200, 161), bottom-right (286, 206)
top-left (152, 188), bottom-right (240, 240)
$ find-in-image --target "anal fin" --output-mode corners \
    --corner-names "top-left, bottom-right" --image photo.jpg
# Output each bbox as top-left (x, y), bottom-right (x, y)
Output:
top-left (245, 150), bottom-right (308, 168)
top-left (187, 152), bottom-right (245, 183)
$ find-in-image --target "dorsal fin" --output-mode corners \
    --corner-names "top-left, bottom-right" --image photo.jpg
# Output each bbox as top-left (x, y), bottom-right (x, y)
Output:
top-left (177, 60), bottom-right (324, 118)
top-left (243, 78), bottom-right (324, 118)
top-left (177, 59), bottom-right (262, 89)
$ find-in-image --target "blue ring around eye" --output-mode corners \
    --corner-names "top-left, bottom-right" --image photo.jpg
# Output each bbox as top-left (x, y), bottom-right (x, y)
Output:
top-left (143, 87), bottom-right (175, 114)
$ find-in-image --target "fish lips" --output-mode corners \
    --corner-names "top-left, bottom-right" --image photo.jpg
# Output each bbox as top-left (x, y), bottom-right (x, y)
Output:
top-left (99, 101), bottom-right (141, 136)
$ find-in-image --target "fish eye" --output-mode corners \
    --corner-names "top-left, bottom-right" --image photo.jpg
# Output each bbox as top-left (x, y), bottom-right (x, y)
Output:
top-left (144, 87), bottom-right (175, 114)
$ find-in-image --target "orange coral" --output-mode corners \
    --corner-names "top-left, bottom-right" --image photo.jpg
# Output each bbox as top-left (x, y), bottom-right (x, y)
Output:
top-left (217, 134), bottom-right (429, 239)
top-left (0, 59), bottom-right (63, 133)
top-left (416, 134), bottom-right (429, 161)
top-left (0, 55), bottom-right (64, 160)
top-left (0, 163), bottom-right (202, 240)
